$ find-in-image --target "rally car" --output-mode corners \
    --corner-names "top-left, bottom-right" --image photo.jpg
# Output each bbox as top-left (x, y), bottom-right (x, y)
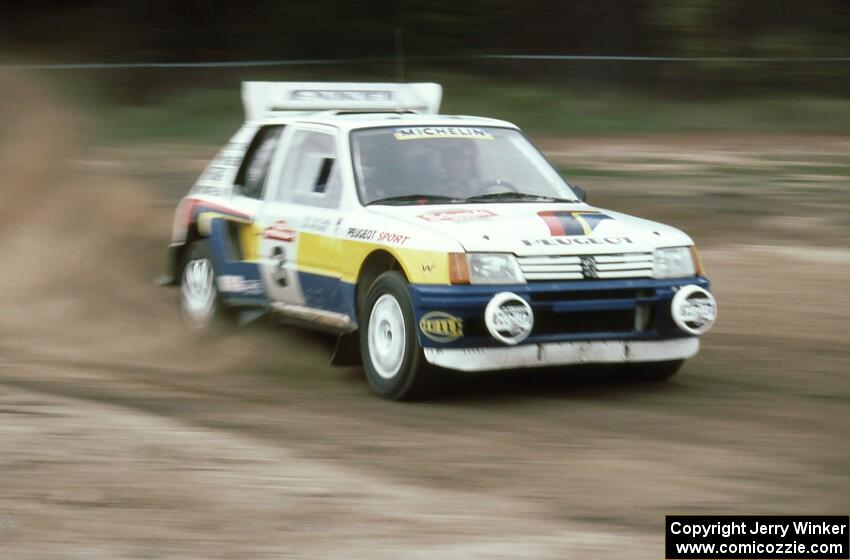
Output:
top-left (164, 82), bottom-right (717, 399)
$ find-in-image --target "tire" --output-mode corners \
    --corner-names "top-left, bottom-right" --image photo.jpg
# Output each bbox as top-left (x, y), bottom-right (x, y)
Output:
top-left (359, 271), bottom-right (435, 400)
top-left (627, 359), bottom-right (684, 382)
top-left (179, 240), bottom-right (234, 331)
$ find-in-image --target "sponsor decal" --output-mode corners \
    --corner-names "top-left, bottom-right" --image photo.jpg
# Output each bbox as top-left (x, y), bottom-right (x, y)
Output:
top-left (198, 152), bottom-right (244, 184)
top-left (199, 165), bottom-right (228, 182)
top-left (419, 311), bottom-right (464, 343)
top-left (217, 275), bottom-right (264, 295)
top-left (289, 89), bottom-right (394, 103)
top-left (393, 127), bottom-right (493, 141)
top-left (420, 259), bottom-right (436, 273)
top-left (522, 237), bottom-right (632, 247)
top-left (347, 228), bottom-right (408, 244)
top-left (193, 184), bottom-right (223, 195)
top-left (264, 220), bottom-right (297, 243)
top-left (302, 216), bottom-right (332, 233)
top-left (346, 227), bottom-right (376, 241)
top-left (539, 210), bottom-right (613, 236)
top-left (376, 231), bottom-right (410, 245)
top-left (418, 209), bottom-right (497, 222)
top-left (218, 154), bottom-right (244, 167)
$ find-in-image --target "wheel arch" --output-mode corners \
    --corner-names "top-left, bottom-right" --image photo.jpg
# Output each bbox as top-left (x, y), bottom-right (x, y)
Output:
top-left (354, 249), bottom-right (409, 320)
top-left (170, 222), bottom-right (203, 285)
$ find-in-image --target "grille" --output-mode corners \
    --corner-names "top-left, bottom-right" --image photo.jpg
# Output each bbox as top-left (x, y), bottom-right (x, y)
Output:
top-left (517, 253), bottom-right (654, 281)
top-left (533, 309), bottom-right (637, 335)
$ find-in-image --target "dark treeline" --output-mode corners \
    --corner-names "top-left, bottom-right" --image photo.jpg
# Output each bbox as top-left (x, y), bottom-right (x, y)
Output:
top-left (2, 1), bottom-right (849, 95)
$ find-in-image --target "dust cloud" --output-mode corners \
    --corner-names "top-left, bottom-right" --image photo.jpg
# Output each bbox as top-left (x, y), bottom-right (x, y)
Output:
top-left (0, 72), bottom-right (329, 376)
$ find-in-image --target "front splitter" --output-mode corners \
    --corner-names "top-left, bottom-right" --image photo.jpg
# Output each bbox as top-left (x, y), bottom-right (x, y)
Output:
top-left (423, 338), bottom-right (699, 372)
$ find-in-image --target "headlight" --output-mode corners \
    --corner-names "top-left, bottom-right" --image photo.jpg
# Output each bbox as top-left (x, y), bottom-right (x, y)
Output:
top-left (450, 253), bottom-right (525, 284)
top-left (653, 247), bottom-right (696, 279)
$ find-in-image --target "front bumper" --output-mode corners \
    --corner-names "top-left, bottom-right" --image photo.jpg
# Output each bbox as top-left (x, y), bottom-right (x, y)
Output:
top-left (409, 276), bottom-right (711, 349)
top-left (424, 337), bottom-right (699, 372)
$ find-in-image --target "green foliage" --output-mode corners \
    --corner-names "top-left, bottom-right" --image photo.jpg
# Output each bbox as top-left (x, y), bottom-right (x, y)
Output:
top-left (97, 88), bottom-right (242, 143)
top-left (91, 73), bottom-right (850, 145)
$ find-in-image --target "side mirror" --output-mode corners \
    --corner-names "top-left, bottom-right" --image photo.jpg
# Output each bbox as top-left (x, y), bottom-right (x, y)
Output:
top-left (572, 184), bottom-right (587, 203)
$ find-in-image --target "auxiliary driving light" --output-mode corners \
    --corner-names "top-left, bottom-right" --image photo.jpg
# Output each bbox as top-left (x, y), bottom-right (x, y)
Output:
top-left (670, 285), bottom-right (717, 335)
top-left (484, 292), bottom-right (534, 345)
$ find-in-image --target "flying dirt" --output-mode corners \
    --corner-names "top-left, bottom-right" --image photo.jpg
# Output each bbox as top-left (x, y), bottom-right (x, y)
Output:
top-left (0, 73), bottom-right (848, 558)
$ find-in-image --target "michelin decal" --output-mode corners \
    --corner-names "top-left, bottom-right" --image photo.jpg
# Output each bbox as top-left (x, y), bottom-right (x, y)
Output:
top-left (394, 127), bottom-right (493, 141)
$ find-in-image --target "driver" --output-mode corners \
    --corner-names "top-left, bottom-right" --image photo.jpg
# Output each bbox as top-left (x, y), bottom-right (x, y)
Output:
top-left (358, 134), bottom-right (405, 200)
top-left (432, 139), bottom-right (480, 197)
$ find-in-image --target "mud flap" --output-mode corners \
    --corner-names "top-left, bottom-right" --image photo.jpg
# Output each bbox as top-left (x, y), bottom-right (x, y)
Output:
top-left (159, 244), bottom-right (184, 287)
top-left (330, 332), bottom-right (362, 366)
top-left (237, 308), bottom-right (267, 326)
top-left (155, 275), bottom-right (176, 287)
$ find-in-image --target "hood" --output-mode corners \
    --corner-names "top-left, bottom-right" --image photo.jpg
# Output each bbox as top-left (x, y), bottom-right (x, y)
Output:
top-left (366, 203), bottom-right (693, 255)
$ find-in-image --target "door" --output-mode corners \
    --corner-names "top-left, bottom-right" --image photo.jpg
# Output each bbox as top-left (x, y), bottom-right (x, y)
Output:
top-left (256, 125), bottom-right (345, 312)
top-left (201, 124), bottom-right (282, 304)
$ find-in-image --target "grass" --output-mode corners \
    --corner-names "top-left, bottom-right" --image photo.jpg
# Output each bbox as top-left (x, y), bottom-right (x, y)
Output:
top-left (439, 77), bottom-right (850, 136)
top-left (96, 88), bottom-right (243, 144)
top-left (76, 71), bottom-right (850, 144)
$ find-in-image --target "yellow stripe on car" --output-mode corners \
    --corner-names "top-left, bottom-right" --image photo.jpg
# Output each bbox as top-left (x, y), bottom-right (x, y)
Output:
top-left (237, 222), bottom-right (263, 262)
top-left (197, 211), bottom-right (262, 262)
top-left (297, 232), bottom-right (452, 285)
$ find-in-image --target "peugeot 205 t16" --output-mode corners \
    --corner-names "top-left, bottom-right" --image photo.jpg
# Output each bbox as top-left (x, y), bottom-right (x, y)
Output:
top-left (164, 82), bottom-right (717, 399)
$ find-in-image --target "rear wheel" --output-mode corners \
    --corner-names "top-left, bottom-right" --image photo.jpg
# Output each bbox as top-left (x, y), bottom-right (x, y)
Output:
top-left (359, 271), bottom-right (435, 400)
top-left (627, 359), bottom-right (684, 382)
top-left (179, 240), bottom-right (233, 330)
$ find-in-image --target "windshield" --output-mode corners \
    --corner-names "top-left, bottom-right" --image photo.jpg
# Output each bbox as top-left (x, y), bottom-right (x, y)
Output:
top-left (350, 126), bottom-right (576, 205)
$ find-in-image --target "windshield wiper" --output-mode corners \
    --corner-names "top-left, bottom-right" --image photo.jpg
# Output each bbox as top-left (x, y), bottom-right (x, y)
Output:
top-left (366, 194), bottom-right (463, 206)
top-left (463, 192), bottom-right (580, 203)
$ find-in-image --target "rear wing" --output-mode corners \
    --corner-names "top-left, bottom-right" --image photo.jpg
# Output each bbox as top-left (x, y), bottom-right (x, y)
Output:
top-left (241, 82), bottom-right (442, 120)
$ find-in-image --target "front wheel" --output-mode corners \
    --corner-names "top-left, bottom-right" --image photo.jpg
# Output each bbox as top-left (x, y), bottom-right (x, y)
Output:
top-left (359, 271), bottom-right (435, 400)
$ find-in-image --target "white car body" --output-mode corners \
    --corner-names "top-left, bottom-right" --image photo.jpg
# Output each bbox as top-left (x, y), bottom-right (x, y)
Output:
top-left (167, 82), bottom-right (716, 384)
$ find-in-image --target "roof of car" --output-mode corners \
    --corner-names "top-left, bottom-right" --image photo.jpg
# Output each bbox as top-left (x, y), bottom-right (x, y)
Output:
top-left (248, 112), bottom-right (519, 132)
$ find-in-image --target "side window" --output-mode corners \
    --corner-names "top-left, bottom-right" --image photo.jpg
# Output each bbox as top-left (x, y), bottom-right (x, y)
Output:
top-left (276, 130), bottom-right (341, 208)
top-left (234, 125), bottom-right (283, 199)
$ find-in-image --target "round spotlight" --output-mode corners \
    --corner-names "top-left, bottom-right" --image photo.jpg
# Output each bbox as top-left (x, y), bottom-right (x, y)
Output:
top-left (484, 292), bottom-right (534, 345)
top-left (671, 285), bottom-right (717, 335)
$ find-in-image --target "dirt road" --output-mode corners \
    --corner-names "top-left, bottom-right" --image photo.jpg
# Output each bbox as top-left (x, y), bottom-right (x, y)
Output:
top-left (0, 74), bottom-right (848, 558)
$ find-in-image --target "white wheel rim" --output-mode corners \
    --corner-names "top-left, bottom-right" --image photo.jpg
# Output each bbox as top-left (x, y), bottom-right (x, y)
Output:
top-left (368, 294), bottom-right (406, 379)
top-left (181, 257), bottom-right (216, 328)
